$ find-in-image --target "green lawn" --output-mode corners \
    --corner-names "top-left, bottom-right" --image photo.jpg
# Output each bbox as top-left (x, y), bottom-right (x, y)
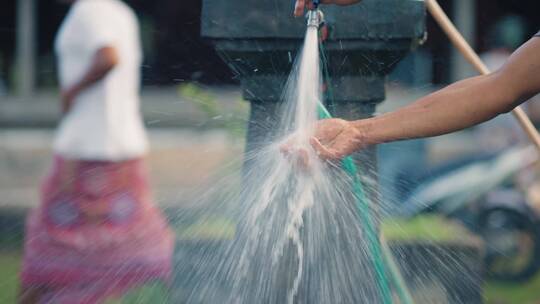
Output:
top-left (104, 282), bottom-right (169, 304)
top-left (175, 216), bottom-right (236, 241)
top-left (382, 215), bottom-right (540, 304)
top-left (0, 251), bottom-right (21, 304)
top-left (382, 215), bottom-right (476, 243)
top-left (484, 271), bottom-right (540, 304)
top-left (0, 252), bottom-right (170, 304)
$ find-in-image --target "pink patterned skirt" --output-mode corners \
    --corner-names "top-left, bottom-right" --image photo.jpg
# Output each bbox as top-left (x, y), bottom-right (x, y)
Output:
top-left (20, 156), bottom-right (174, 303)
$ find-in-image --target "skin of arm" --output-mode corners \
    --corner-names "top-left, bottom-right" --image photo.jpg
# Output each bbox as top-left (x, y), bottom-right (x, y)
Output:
top-left (294, 0), bottom-right (361, 17)
top-left (307, 37), bottom-right (540, 160)
top-left (61, 46), bottom-right (119, 114)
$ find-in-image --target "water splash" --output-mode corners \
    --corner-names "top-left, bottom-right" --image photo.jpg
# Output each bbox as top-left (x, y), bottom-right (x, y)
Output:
top-left (170, 25), bottom-right (388, 304)
top-left (170, 22), bottom-right (481, 304)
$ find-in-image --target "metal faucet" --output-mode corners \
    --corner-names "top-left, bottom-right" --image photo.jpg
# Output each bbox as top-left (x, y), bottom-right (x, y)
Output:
top-left (306, 9), bottom-right (324, 28)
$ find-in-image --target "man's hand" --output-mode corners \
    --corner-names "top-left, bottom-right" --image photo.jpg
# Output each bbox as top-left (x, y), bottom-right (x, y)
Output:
top-left (294, 0), bottom-right (361, 17)
top-left (309, 118), bottom-right (365, 160)
top-left (281, 118), bottom-right (366, 162)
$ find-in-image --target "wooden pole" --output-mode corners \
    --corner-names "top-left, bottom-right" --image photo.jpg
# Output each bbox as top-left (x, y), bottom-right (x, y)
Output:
top-left (425, 0), bottom-right (540, 150)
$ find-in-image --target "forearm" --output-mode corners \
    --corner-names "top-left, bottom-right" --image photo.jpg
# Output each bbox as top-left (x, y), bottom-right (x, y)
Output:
top-left (356, 37), bottom-right (540, 146)
top-left (358, 73), bottom-right (516, 145)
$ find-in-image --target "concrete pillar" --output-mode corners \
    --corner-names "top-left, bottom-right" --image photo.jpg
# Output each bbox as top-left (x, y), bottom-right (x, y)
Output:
top-left (450, 0), bottom-right (477, 82)
top-left (15, 0), bottom-right (36, 97)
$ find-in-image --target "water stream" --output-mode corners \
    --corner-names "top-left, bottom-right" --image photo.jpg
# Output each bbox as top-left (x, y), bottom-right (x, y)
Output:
top-left (172, 24), bottom-right (395, 304)
top-left (166, 19), bottom-right (483, 304)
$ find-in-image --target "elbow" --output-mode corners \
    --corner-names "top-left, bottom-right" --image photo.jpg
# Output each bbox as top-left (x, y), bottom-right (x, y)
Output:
top-left (492, 62), bottom-right (540, 114)
top-left (490, 70), bottom-right (524, 115)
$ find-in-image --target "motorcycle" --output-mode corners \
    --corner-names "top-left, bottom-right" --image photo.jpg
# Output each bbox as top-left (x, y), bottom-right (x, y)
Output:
top-left (398, 145), bottom-right (540, 282)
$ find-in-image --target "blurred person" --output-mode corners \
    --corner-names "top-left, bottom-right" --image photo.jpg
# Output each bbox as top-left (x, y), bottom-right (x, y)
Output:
top-left (18, 0), bottom-right (174, 303)
top-left (289, 0), bottom-right (540, 161)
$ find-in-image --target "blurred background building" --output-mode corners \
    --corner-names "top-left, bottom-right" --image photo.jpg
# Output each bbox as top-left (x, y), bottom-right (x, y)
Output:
top-left (0, 0), bottom-right (539, 99)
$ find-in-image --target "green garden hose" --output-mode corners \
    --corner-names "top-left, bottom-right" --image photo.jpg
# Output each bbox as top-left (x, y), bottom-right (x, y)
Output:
top-left (318, 43), bottom-right (414, 304)
top-left (316, 104), bottom-right (393, 304)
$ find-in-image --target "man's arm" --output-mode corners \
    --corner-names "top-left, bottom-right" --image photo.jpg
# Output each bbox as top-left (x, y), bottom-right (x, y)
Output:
top-left (294, 0), bottom-right (361, 17)
top-left (308, 37), bottom-right (540, 160)
top-left (61, 46), bottom-right (119, 113)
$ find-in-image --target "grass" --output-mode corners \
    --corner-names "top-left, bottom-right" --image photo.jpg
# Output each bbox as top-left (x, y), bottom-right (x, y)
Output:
top-left (178, 82), bottom-right (249, 139)
top-left (381, 215), bottom-right (473, 243)
top-left (0, 216), bottom-right (237, 304)
top-left (0, 251), bottom-right (171, 304)
top-left (382, 215), bottom-right (540, 304)
top-left (105, 282), bottom-right (169, 304)
top-left (175, 217), bottom-right (236, 241)
top-left (0, 251), bottom-right (21, 304)
top-left (484, 269), bottom-right (540, 304)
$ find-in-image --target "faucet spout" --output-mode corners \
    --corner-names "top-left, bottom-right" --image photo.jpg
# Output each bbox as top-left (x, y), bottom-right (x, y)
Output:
top-left (306, 9), bottom-right (324, 28)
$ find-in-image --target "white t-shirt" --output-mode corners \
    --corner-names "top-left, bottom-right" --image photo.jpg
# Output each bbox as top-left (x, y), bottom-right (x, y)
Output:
top-left (54, 0), bottom-right (148, 161)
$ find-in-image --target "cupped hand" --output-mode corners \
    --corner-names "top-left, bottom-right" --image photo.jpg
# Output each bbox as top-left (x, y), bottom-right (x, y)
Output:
top-left (280, 118), bottom-right (366, 162)
top-left (280, 139), bottom-right (312, 171)
top-left (294, 0), bottom-right (362, 17)
top-left (309, 118), bottom-right (365, 160)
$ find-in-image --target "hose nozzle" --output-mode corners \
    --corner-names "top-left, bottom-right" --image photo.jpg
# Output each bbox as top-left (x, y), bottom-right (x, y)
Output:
top-left (306, 9), bottom-right (324, 28)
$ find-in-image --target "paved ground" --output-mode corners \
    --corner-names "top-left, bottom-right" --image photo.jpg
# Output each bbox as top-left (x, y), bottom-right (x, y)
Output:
top-left (0, 84), bottom-right (248, 211)
top-left (0, 84), bottom-right (481, 213)
top-left (0, 85), bottom-right (245, 128)
top-left (0, 129), bottom-right (244, 211)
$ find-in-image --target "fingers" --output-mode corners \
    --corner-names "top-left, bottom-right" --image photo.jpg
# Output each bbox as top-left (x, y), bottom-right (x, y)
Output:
top-left (286, 147), bottom-right (311, 171)
top-left (280, 138), bottom-right (311, 171)
top-left (321, 0), bottom-right (361, 5)
top-left (320, 24), bottom-right (329, 42)
top-left (282, 137), bottom-right (344, 163)
top-left (279, 135), bottom-right (297, 156)
top-left (294, 0), bottom-right (317, 17)
top-left (297, 147), bottom-right (311, 169)
top-left (310, 137), bottom-right (342, 160)
top-left (313, 119), bottom-right (344, 145)
top-left (294, 0), bottom-right (306, 17)
top-left (328, 136), bottom-right (358, 159)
